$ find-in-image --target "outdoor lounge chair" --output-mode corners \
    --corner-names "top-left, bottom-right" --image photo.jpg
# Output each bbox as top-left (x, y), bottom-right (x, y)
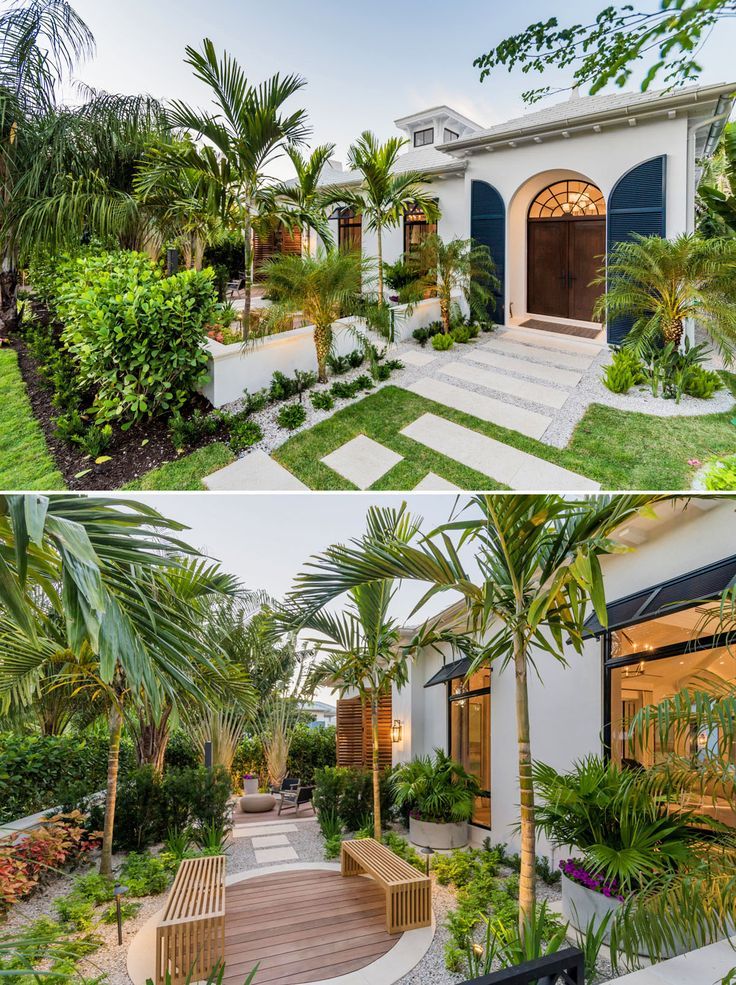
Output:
top-left (277, 783), bottom-right (314, 817)
top-left (227, 276), bottom-right (245, 298)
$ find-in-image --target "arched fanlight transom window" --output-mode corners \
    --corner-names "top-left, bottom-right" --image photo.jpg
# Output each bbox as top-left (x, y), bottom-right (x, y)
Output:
top-left (529, 180), bottom-right (606, 219)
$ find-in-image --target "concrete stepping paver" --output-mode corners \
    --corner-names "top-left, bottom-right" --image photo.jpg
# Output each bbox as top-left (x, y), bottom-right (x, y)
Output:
top-left (232, 822), bottom-right (298, 839)
top-left (251, 834), bottom-right (291, 848)
top-left (253, 846), bottom-right (299, 864)
top-left (499, 325), bottom-right (604, 357)
top-left (462, 347), bottom-right (582, 388)
top-left (400, 349), bottom-right (437, 367)
top-left (483, 338), bottom-right (595, 372)
top-left (413, 472), bottom-right (461, 491)
top-left (401, 414), bottom-right (600, 491)
top-left (440, 360), bottom-right (570, 410)
top-left (204, 450), bottom-right (307, 491)
top-left (406, 378), bottom-right (552, 440)
top-left (609, 937), bottom-right (736, 984)
top-left (321, 434), bottom-right (403, 488)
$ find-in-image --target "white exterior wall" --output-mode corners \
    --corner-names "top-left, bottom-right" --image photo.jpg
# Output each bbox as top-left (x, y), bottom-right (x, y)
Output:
top-left (396, 499), bottom-right (734, 856)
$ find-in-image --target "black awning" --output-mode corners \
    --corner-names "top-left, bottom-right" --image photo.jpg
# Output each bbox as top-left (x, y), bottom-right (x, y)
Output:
top-left (583, 554), bottom-right (736, 638)
top-left (424, 657), bottom-right (473, 688)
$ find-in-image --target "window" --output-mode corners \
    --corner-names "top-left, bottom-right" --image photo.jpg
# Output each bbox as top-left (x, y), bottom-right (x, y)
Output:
top-left (604, 602), bottom-right (736, 827)
top-left (448, 668), bottom-right (491, 827)
top-left (414, 127), bottom-right (434, 147)
top-left (337, 208), bottom-right (362, 253)
top-left (443, 128), bottom-right (459, 142)
top-left (529, 180), bottom-right (606, 219)
top-left (403, 203), bottom-right (437, 255)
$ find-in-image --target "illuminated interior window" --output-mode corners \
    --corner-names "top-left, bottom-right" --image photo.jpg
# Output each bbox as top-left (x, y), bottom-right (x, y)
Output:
top-left (529, 180), bottom-right (606, 219)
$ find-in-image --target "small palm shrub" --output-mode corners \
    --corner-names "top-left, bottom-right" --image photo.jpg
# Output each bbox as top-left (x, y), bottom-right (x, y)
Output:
top-left (229, 418), bottom-right (263, 453)
top-left (310, 390), bottom-right (334, 412)
top-left (684, 364), bottom-right (722, 398)
top-left (412, 322), bottom-right (443, 347)
top-left (169, 409), bottom-right (221, 450)
top-left (276, 403), bottom-right (307, 430)
top-left (451, 324), bottom-right (472, 344)
top-left (392, 749), bottom-right (480, 824)
top-left (602, 348), bottom-right (647, 394)
top-left (241, 389), bottom-right (269, 415)
top-left (432, 332), bottom-right (454, 352)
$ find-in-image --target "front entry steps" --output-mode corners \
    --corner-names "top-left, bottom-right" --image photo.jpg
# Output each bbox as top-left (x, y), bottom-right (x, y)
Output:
top-left (401, 414), bottom-right (599, 491)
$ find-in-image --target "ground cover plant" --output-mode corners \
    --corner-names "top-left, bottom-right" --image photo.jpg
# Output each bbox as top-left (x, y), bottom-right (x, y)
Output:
top-left (273, 384), bottom-right (736, 491)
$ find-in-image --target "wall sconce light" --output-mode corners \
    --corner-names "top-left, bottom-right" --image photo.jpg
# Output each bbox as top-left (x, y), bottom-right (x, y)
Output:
top-left (391, 719), bottom-right (402, 743)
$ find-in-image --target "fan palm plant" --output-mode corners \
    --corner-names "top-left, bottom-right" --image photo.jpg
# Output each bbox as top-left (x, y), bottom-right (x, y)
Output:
top-left (259, 248), bottom-right (375, 382)
top-left (325, 131), bottom-right (440, 303)
top-left (273, 143), bottom-right (336, 255)
top-left (393, 748), bottom-right (480, 824)
top-left (151, 39), bottom-right (311, 328)
top-left (592, 233), bottom-right (736, 364)
top-left (406, 233), bottom-right (499, 331)
top-left (285, 494), bottom-right (664, 936)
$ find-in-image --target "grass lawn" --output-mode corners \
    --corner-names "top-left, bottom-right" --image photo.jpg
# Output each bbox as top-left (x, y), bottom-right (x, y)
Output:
top-left (274, 385), bottom-right (736, 490)
top-left (124, 443), bottom-right (234, 490)
top-left (0, 347), bottom-right (65, 490)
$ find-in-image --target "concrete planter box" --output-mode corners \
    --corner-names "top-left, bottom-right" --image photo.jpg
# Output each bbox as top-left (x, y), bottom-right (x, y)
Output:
top-left (561, 872), bottom-right (621, 942)
top-left (409, 816), bottom-right (468, 850)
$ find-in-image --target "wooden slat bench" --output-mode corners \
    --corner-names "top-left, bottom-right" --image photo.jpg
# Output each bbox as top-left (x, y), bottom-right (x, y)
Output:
top-left (340, 838), bottom-right (431, 935)
top-left (155, 855), bottom-right (226, 985)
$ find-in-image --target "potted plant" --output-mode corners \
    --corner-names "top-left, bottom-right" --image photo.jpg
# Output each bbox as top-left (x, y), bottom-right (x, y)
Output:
top-left (393, 749), bottom-right (480, 850)
top-left (243, 773), bottom-right (259, 796)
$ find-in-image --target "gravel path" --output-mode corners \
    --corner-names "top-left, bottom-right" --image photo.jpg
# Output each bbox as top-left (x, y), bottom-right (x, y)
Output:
top-left (220, 329), bottom-right (733, 469)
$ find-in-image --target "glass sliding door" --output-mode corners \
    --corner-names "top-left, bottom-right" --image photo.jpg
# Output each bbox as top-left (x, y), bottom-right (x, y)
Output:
top-left (448, 669), bottom-right (491, 827)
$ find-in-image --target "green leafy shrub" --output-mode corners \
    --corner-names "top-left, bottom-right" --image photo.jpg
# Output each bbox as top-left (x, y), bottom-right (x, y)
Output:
top-left (276, 402), bottom-right (307, 430)
top-left (53, 409), bottom-right (86, 444)
top-left (393, 749), bottom-right (480, 823)
top-left (451, 324), bottom-right (472, 344)
top-left (98, 765), bottom-right (165, 852)
top-left (161, 765), bottom-right (233, 835)
top-left (313, 766), bottom-right (394, 832)
top-left (74, 424), bottom-right (112, 459)
top-left (330, 380), bottom-right (362, 400)
top-left (323, 834), bottom-right (342, 860)
top-left (431, 332), bottom-right (454, 352)
top-left (310, 390), bottom-right (335, 412)
top-left (53, 895), bottom-right (96, 931)
top-left (602, 348), bottom-right (646, 394)
top-left (412, 322), bottom-right (443, 347)
top-left (0, 733), bottom-right (134, 823)
top-left (169, 409), bottom-right (221, 450)
top-left (704, 454), bottom-right (736, 491)
top-left (31, 249), bottom-right (217, 427)
top-left (241, 388), bottom-right (269, 415)
top-left (373, 364), bottom-right (392, 381)
top-left (684, 365), bottom-right (722, 399)
top-left (269, 370), bottom-right (316, 402)
top-left (231, 725), bottom-right (336, 788)
top-left (385, 359), bottom-right (404, 372)
top-left (467, 324), bottom-right (480, 340)
top-left (165, 730), bottom-right (200, 771)
top-left (100, 900), bottom-right (141, 924)
top-left (229, 417), bottom-right (263, 453)
top-left (327, 353), bottom-right (350, 375)
top-left (118, 852), bottom-right (171, 897)
top-left (381, 831), bottom-right (424, 872)
top-left (347, 349), bottom-right (365, 369)
top-left (353, 374), bottom-right (374, 391)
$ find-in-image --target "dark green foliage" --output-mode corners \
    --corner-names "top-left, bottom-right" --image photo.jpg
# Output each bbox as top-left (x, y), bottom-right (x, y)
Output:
top-left (431, 332), bottom-right (454, 351)
top-left (229, 417), bottom-right (263, 452)
top-left (412, 322), bottom-right (442, 347)
top-left (0, 732), bottom-right (134, 823)
top-left (276, 402), bottom-right (307, 430)
top-left (269, 370), bottom-right (317, 403)
top-left (169, 409), bottom-right (221, 450)
top-left (326, 353), bottom-right (350, 375)
top-left (310, 390), bottom-right (335, 412)
top-left (101, 766), bottom-right (165, 852)
top-left (118, 852), bottom-right (172, 897)
top-left (384, 359), bottom-right (404, 372)
top-left (165, 730), bottom-right (200, 771)
top-left (383, 257), bottom-right (422, 294)
top-left (381, 831), bottom-right (425, 872)
top-left (604, 341), bottom-right (723, 403)
top-left (241, 389), bottom-right (269, 415)
top-left (347, 349), bottom-right (365, 369)
top-left (231, 724), bottom-right (336, 787)
top-left (313, 766), bottom-right (394, 832)
top-left (373, 364), bottom-right (391, 382)
top-left (330, 379), bottom-right (362, 400)
top-left (353, 374), bottom-right (374, 391)
top-left (73, 423), bottom-right (112, 458)
top-left (21, 315), bottom-right (87, 416)
top-left (161, 766), bottom-right (233, 835)
top-left (451, 324), bottom-right (472, 344)
top-left (53, 409), bottom-right (86, 443)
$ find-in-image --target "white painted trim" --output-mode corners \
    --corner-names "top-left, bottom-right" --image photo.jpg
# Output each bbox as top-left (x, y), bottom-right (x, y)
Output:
top-left (127, 863), bottom-right (435, 985)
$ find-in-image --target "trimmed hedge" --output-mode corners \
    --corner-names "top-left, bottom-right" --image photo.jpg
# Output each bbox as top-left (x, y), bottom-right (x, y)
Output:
top-left (30, 249), bottom-right (218, 427)
top-left (0, 733), bottom-right (134, 824)
top-left (231, 724), bottom-right (336, 788)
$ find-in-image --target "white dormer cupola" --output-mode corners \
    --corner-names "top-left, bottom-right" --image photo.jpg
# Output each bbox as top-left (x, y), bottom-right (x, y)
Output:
top-left (394, 105), bottom-right (483, 150)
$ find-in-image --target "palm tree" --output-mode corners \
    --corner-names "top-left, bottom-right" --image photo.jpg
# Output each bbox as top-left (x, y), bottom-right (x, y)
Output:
top-left (153, 39), bottom-right (311, 327)
top-left (593, 233), bottom-right (736, 364)
top-left (260, 248), bottom-right (374, 382)
top-left (0, 0), bottom-right (94, 330)
top-left (273, 143), bottom-right (336, 255)
top-left (699, 122), bottom-right (736, 238)
top-left (326, 131), bottom-right (440, 304)
top-left (285, 494), bottom-right (664, 935)
top-left (0, 495), bottom-right (232, 876)
top-left (406, 233), bottom-right (499, 332)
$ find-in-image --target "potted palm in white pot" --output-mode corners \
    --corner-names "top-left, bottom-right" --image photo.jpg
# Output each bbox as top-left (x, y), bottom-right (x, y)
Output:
top-left (393, 749), bottom-right (480, 850)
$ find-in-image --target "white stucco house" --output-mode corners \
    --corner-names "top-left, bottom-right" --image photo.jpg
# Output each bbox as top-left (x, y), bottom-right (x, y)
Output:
top-left (334, 497), bottom-right (736, 856)
top-left (319, 83), bottom-right (735, 344)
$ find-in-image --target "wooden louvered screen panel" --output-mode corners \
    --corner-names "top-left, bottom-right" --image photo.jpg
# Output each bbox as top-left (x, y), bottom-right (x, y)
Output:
top-left (336, 692), bottom-right (393, 768)
top-left (253, 228), bottom-right (302, 280)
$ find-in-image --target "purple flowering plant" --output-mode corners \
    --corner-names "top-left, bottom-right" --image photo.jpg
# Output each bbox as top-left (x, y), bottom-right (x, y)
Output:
top-left (560, 857), bottom-right (626, 901)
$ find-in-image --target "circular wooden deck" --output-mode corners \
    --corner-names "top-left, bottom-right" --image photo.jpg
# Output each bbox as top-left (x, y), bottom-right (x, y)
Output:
top-left (222, 869), bottom-right (401, 985)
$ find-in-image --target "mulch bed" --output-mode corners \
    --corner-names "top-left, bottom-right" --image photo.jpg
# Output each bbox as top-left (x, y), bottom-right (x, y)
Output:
top-left (9, 333), bottom-right (221, 491)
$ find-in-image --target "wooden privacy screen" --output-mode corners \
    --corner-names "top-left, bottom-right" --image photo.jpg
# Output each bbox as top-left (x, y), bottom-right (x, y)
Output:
top-left (336, 693), bottom-right (393, 769)
top-left (253, 227), bottom-right (302, 279)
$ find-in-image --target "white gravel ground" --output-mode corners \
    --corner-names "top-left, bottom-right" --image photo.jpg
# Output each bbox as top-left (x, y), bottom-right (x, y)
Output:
top-left (219, 331), bottom-right (733, 473)
top-left (5, 820), bottom-right (617, 985)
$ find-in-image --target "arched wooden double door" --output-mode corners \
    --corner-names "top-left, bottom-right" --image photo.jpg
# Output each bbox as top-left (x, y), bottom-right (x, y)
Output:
top-left (527, 180), bottom-right (606, 322)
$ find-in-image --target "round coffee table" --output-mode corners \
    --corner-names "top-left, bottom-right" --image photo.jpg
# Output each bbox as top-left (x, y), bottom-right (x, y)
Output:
top-left (239, 793), bottom-right (276, 814)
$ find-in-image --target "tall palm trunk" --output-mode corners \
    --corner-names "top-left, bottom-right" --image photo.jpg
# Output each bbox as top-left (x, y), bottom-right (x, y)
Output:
top-left (100, 702), bottom-right (123, 877)
top-left (440, 289), bottom-right (451, 334)
top-left (514, 627), bottom-right (535, 937)
top-left (371, 694), bottom-right (381, 840)
top-left (242, 214), bottom-right (253, 330)
top-left (134, 705), bottom-right (172, 774)
top-left (314, 323), bottom-right (332, 383)
top-left (376, 224), bottom-right (384, 305)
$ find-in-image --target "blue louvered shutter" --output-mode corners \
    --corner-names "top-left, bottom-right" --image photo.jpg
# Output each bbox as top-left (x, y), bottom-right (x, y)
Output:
top-left (470, 180), bottom-right (505, 323)
top-left (606, 156), bottom-right (667, 344)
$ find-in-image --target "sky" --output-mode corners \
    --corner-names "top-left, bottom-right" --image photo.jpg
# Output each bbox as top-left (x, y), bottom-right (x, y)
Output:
top-left (65, 0), bottom-right (736, 177)
top-left (129, 491), bottom-right (476, 703)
